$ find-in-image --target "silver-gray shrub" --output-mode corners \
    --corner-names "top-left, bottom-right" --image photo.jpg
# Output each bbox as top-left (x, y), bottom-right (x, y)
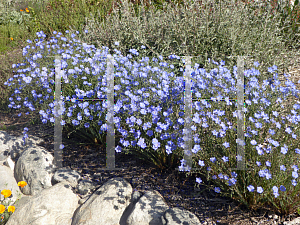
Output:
top-left (65, 0), bottom-right (300, 84)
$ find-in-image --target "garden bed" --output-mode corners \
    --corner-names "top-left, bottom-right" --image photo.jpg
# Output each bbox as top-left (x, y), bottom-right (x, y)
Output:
top-left (1, 104), bottom-right (300, 224)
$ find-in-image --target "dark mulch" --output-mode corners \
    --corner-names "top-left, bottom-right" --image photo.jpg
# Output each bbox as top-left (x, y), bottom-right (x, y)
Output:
top-left (1, 107), bottom-right (300, 225)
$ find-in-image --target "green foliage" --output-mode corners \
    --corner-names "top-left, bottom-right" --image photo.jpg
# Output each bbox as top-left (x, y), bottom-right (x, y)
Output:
top-left (237, 0), bottom-right (300, 50)
top-left (70, 0), bottom-right (299, 80)
top-left (271, 0), bottom-right (300, 49)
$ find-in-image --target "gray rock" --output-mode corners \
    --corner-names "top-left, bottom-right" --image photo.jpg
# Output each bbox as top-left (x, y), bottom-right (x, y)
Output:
top-left (0, 130), bottom-right (202, 225)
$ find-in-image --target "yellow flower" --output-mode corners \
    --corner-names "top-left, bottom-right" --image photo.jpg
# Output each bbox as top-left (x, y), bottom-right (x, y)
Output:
top-left (25, 8), bottom-right (29, 12)
top-left (0, 205), bottom-right (5, 214)
top-left (1, 190), bottom-right (12, 198)
top-left (7, 206), bottom-right (15, 213)
top-left (18, 181), bottom-right (27, 188)
top-left (0, 181), bottom-right (27, 218)
top-left (10, 37), bottom-right (13, 41)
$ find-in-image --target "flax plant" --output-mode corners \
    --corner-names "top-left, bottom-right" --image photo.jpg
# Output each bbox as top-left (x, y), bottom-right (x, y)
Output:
top-left (3, 28), bottom-right (300, 217)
